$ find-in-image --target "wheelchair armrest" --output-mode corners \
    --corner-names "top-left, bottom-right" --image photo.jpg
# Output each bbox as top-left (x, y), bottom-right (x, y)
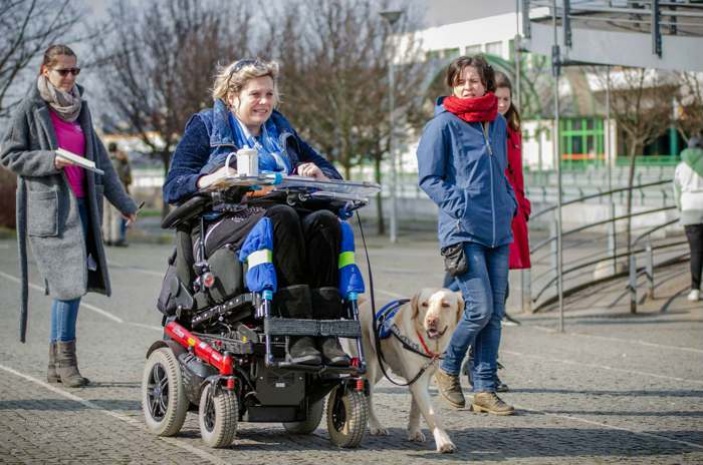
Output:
top-left (162, 195), bottom-right (211, 229)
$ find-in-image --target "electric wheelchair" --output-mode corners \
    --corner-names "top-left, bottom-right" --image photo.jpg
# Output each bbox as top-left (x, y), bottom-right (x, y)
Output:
top-left (141, 173), bottom-right (380, 449)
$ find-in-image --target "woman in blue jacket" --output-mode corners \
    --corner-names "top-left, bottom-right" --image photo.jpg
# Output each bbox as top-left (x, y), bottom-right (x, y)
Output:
top-left (164, 58), bottom-right (349, 367)
top-left (417, 55), bottom-right (517, 415)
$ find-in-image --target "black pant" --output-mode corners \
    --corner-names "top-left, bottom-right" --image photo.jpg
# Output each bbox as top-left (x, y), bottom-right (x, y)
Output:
top-left (201, 204), bottom-right (341, 290)
top-left (685, 224), bottom-right (703, 290)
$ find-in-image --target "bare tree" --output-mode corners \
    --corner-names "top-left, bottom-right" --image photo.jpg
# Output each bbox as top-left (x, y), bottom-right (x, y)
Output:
top-left (592, 66), bottom-right (676, 274)
top-left (98, 0), bottom-right (252, 218)
top-left (0, 0), bottom-right (84, 117)
top-left (675, 71), bottom-right (703, 141)
top-left (263, 0), bottom-right (428, 234)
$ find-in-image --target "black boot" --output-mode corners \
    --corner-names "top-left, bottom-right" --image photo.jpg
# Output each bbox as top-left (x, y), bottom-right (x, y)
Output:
top-left (312, 287), bottom-right (350, 367)
top-left (275, 285), bottom-right (322, 365)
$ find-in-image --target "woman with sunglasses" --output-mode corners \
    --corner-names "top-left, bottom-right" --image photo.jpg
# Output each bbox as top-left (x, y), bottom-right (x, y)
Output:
top-left (1, 44), bottom-right (138, 387)
top-left (417, 55), bottom-right (517, 415)
top-left (163, 58), bottom-right (350, 367)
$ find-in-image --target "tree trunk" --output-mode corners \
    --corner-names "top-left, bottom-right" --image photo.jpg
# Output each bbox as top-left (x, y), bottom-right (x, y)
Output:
top-left (625, 141), bottom-right (640, 275)
top-left (374, 156), bottom-right (385, 236)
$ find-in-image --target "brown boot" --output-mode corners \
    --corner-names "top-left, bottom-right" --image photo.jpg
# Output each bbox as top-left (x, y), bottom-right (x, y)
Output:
top-left (47, 342), bottom-right (60, 384)
top-left (56, 340), bottom-right (89, 388)
top-left (434, 368), bottom-right (465, 409)
top-left (471, 392), bottom-right (515, 415)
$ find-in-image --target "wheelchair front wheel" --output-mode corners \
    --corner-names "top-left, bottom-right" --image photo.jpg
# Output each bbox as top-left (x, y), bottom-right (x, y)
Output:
top-left (283, 399), bottom-right (324, 435)
top-left (198, 383), bottom-right (238, 448)
top-left (326, 385), bottom-right (368, 448)
top-left (142, 347), bottom-right (189, 437)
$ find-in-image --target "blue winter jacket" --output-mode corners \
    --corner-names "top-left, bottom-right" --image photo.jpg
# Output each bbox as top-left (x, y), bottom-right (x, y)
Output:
top-left (417, 97), bottom-right (517, 249)
top-left (164, 99), bottom-right (342, 204)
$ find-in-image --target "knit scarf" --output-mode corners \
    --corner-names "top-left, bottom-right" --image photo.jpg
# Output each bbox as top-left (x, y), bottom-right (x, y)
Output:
top-left (443, 92), bottom-right (498, 123)
top-left (37, 75), bottom-right (82, 122)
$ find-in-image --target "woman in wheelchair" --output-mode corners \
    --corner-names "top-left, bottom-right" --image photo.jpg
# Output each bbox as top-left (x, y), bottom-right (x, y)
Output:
top-left (163, 58), bottom-right (350, 367)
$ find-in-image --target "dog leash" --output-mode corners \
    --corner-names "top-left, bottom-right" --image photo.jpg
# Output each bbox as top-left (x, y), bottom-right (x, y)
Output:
top-left (355, 214), bottom-right (443, 387)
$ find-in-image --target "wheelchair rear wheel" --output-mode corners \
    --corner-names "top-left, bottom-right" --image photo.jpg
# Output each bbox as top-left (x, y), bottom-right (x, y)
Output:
top-left (198, 383), bottom-right (238, 448)
top-left (326, 385), bottom-right (368, 448)
top-left (142, 348), bottom-right (189, 437)
top-left (283, 399), bottom-right (324, 435)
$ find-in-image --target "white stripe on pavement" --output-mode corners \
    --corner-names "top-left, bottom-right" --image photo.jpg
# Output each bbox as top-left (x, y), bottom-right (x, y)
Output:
top-left (515, 405), bottom-right (703, 450)
top-left (0, 363), bottom-right (231, 465)
top-left (530, 324), bottom-right (703, 355)
top-left (0, 271), bottom-right (161, 332)
top-left (503, 349), bottom-right (703, 385)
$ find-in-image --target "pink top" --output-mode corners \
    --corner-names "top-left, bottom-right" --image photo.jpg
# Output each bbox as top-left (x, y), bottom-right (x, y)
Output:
top-left (49, 110), bottom-right (86, 198)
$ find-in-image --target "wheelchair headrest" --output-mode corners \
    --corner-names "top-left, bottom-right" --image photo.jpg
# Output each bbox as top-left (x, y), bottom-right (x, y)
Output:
top-left (162, 195), bottom-right (211, 229)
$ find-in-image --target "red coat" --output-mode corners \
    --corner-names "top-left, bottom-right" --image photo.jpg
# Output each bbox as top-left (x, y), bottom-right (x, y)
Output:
top-left (505, 127), bottom-right (532, 269)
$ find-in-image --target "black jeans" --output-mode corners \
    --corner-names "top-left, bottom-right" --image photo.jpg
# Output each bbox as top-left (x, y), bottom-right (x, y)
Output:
top-left (201, 204), bottom-right (341, 290)
top-left (685, 224), bottom-right (703, 290)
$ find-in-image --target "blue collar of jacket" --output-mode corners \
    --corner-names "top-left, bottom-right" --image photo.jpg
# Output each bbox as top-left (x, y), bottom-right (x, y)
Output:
top-left (206, 98), bottom-right (294, 149)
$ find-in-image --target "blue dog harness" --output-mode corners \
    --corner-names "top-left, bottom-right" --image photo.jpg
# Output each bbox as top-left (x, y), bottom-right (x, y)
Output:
top-left (374, 299), bottom-right (410, 339)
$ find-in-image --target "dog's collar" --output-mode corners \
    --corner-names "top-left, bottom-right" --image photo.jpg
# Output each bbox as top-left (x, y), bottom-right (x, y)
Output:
top-left (415, 330), bottom-right (441, 358)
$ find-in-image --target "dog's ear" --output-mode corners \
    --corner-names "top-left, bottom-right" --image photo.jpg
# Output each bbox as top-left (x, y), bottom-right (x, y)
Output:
top-left (410, 291), bottom-right (420, 320)
top-left (454, 291), bottom-right (465, 321)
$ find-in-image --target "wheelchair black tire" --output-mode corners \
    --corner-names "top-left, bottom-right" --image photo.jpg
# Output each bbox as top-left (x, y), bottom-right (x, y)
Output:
top-left (282, 399), bottom-right (324, 435)
top-left (142, 348), bottom-right (189, 437)
top-left (198, 383), bottom-right (238, 448)
top-left (326, 386), bottom-right (368, 448)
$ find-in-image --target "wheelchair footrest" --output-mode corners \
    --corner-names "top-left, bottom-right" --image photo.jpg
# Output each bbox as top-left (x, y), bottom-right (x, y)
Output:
top-left (264, 318), bottom-right (360, 338)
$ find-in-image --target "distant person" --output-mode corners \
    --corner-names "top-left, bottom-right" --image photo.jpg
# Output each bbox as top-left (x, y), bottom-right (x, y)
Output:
top-left (674, 136), bottom-right (703, 302)
top-left (103, 142), bottom-right (133, 246)
top-left (417, 55), bottom-right (517, 415)
top-left (0, 44), bottom-right (138, 387)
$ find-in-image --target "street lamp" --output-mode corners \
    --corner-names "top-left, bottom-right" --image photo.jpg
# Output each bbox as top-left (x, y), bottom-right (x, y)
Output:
top-left (380, 10), bottom-right (402, 244)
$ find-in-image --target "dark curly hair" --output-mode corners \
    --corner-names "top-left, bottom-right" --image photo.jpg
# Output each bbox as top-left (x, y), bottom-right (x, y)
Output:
top-left (445, 55), bottom-right (495, 92)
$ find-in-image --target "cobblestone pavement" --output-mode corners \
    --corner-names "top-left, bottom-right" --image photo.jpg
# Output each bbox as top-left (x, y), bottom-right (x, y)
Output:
top-left (1, 235), bottom-right (701, 464)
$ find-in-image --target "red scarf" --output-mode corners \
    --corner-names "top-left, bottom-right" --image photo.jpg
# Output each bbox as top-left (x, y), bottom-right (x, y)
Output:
top-left (443, 92), bottom-right (498, 123)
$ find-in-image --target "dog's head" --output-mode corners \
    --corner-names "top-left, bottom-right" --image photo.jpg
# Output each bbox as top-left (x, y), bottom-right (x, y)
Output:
top-left (410, 288), bottom-right (464, 344)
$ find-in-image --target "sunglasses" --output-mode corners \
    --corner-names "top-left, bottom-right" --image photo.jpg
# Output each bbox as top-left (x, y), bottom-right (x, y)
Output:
top-left (231, 59), bottom-right (263, 73)
top-left (52, 68), bottom-right (81, 77)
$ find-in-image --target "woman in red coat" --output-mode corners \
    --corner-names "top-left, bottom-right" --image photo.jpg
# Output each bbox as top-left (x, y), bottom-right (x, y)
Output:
top-left (495, 72), bottom-right (531, 271)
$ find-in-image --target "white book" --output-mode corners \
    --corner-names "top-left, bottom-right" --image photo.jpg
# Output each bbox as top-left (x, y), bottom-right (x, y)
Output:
top-left (55, 148), bottom-right (104, 175)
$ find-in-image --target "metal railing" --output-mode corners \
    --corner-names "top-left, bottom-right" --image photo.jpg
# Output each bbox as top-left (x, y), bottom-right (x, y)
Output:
top-left (524, 179), bottom-right (685, 313)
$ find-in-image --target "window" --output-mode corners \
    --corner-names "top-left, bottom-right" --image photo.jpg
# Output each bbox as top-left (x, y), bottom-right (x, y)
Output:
top-left (485, 41), bottom-right (503, 57)
top-left (443, 47), bottom-right (460, 58)
top-left (560, 118), bottom-right (605, 167)
top-left (465, 44), bottom-right (482, 55)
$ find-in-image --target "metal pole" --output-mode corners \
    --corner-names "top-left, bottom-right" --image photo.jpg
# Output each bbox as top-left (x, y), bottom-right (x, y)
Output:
top-left (380, 11), bottom-right (402, 244)
top-left (552, 0), bottom-right (564, 332)
top-left (606, 66), bottom-right (617, 275)
top-left (515, 0), bottom-right (522, 110)
top-left (389, 56), bottom-right (398, 243)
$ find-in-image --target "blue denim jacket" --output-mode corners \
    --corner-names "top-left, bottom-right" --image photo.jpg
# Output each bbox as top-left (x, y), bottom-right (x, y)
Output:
top-left (417, 97), bottom-right (517, 249)
top-left (164, 99), bottom-right (342, 204)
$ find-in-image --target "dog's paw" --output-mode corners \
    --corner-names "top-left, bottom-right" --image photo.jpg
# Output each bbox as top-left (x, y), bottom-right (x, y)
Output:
top-left (407, 429), bottom-right (426, 442)
top-left (437, 440), bottom-right (456, 454)
top-left (369, 426), bottom-right (389, 436)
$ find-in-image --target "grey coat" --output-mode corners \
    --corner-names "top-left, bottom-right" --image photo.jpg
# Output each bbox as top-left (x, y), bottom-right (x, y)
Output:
top-left (0, 84), bottom-right (137, 338)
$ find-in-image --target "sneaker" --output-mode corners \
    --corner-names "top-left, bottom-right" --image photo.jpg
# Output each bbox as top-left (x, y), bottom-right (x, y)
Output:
top-left (471, 392), bottom-right (515, 416)
top-left (688, 289), bottom-right (700, 302)
top-left (434, 368), bottom-right (465, 409)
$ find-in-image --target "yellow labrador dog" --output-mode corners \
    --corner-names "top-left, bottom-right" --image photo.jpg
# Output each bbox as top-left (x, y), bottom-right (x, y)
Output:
top-left (354, 288), bottom-right (464, 453)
